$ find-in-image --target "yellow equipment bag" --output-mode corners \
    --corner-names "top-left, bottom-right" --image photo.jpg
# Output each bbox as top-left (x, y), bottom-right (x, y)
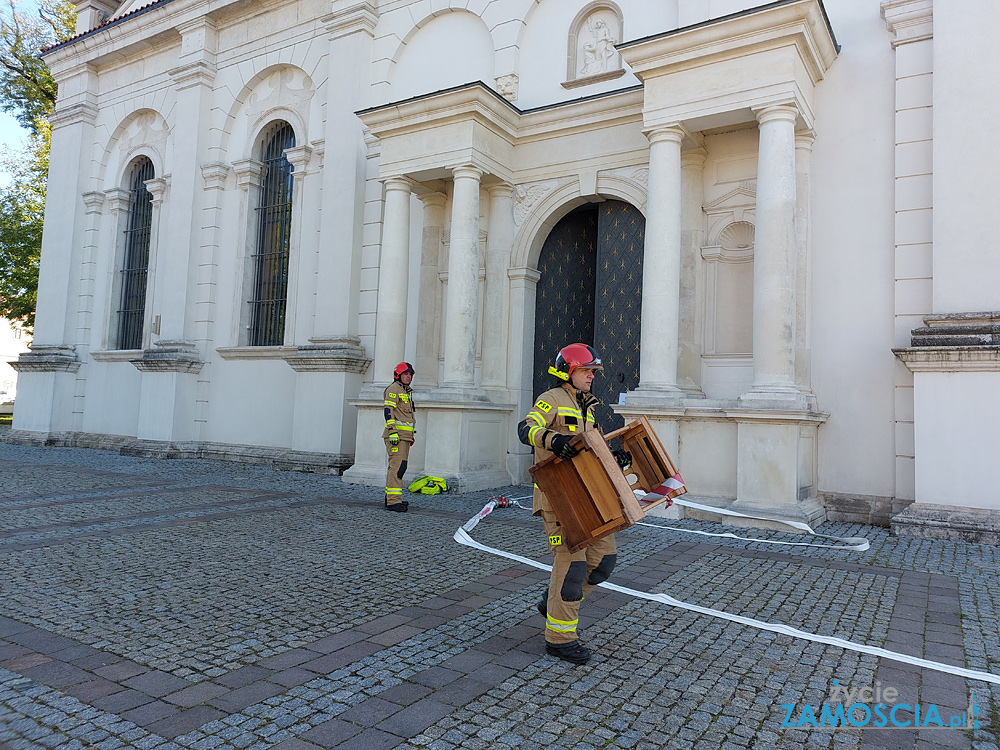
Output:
top-left (407, 476), bottom-right (449, 495)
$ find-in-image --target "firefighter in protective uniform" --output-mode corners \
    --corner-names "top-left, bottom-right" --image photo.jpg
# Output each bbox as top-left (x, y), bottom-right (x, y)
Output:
top-left (517, 343), bottom-right (630, 665)
top-left (383, 362), bottom-right (416, 512)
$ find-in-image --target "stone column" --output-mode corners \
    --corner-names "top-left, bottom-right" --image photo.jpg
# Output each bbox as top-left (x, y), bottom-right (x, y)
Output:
top-left (794, 130), bottom-right (815, 399)
top-left (636, 127), bottom-right (684, 395)
top-left (743, 104), bottom-right (799, 403)
top-left (372, 177), bottom-right (413, 383)
top-left (414, 192), bottom-right (446, 387)
top-left (482, 184), bottom-right (514, 390)
top-left (677, 147), bottom-right (707, 396)
top-left (441, 166), bottom-right (483, 388)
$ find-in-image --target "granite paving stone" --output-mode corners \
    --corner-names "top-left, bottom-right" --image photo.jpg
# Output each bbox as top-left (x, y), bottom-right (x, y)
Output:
top-left (2, 444), bottom-right (1000, 749)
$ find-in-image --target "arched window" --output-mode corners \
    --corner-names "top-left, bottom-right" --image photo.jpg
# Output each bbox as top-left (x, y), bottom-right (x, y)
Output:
top-left (116, 156), bottom-right (154, 350)
top-left (249, 121), bottom-right (295, 346)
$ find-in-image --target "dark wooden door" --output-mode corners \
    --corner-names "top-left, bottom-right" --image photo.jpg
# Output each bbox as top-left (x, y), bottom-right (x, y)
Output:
top-left (533, 200), bottom-right (644, 433)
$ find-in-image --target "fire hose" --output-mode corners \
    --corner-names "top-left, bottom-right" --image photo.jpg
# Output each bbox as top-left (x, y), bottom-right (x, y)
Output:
top-left (454, 497), bottom-right (1000, 685)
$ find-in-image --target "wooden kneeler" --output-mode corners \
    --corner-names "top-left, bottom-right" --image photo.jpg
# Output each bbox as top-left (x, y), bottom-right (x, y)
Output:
top-left (529, 416), bottom-right (686, 552)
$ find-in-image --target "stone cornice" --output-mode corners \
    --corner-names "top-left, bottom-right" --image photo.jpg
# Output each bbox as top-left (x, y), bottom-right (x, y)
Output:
top-left (894, 347), bottom-right (1000, 373)
top-left (617, 0), bottom-right (837, 131)
top-left (357, 82), bottom-right (519, 183)
top-left (49, 101), bottom-right (99, 128)
top-left (618, 0), bottom-right (838, 83)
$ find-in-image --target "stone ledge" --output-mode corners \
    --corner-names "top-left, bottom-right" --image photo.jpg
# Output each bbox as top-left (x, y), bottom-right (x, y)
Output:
top-left (0, 429), bottom-right (352, 474)
top-left (9, 345), bottom-right (81, 373)
top-left (821, 491), bottom-right (909, 527)
top-left (893, 345), bottom-right (1000, 372)
top-left (891, 502), bottom-right (1000, 544)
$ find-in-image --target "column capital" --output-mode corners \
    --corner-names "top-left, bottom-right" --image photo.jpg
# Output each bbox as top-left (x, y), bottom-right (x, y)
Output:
top-left (644, 125), bottom-right (685, 146)
top-left (795, 129), bottom-right (817, 150)
top-left (321, 0), bottom-right (378, 40)
top-left (487, 183), bottom-right (514, 199)
top-left (232, 159), bottom-right (265, 190)
top-left (82, 191), bottom-right (105, 213)
top-left (145, 176), bottom-right (169, 206)
top-left (452, 165), bottom-right (484, 182)
top-left (383, 176), bottom-right (415, 193)
top-left (419, 191), bottom-right (447, 208)
top-left (680, 147), bottom-right (708, 170)
top-left (284, 145), bottom-right (314, 181)
top-left (103, 187), bottom-right (130, 215)
top-left (754, 103), bottom-right (799, 126)
top-left (881, 0), bottom-right (932, 45)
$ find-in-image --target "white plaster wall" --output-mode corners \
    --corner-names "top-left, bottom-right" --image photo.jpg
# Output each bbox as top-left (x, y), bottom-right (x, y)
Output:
top-left (913, 371), bottom-right (1000, 509)
top-left (388, 12), bottom-right (495, 101)
top-left (810, 0), bottom-right (897, 499)
top-left (207, 360), bottom-right (296, 447)
top-left (931, 2), bottom-right (1000, 314)
top-left (79, 362), bottom-right (141, 436)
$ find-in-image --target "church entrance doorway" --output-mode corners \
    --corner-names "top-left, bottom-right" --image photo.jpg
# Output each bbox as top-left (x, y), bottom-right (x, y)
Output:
top-left (532, 200), bottom-right (645, 432)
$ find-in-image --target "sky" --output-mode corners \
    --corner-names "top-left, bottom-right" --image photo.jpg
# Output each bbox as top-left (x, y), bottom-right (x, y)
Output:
top-left (0, 110), bottom-right (29, 187)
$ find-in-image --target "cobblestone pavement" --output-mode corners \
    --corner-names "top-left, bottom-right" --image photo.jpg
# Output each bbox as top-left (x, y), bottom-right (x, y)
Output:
top-left (2, 444), bottom-right (1000, 749)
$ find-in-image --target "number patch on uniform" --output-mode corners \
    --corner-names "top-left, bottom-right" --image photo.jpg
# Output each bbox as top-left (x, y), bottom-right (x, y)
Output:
top-left (548, 534), bottom-right (562, 546)
top-left (535, 400), bottom-right (552, 412)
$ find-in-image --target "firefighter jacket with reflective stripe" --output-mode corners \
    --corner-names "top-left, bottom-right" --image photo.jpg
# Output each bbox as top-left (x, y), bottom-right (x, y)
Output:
top-left (383, 381), bottom-right (416, 442)
top-left (517, 383), bottom-right (599, 513)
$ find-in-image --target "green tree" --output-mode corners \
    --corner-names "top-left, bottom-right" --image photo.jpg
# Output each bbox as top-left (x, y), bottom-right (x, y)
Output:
top-left (0, 0), bottom-right (75, 333)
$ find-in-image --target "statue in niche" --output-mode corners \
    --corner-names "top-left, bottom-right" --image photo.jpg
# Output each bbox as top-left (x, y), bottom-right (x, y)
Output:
top-left (579, 15), bottom-right (617, 76)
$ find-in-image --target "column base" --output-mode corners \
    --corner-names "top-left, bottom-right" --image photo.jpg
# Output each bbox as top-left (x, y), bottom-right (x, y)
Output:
top-left (343, 387), bottom-right (516, 492)
top-left (738, 386), bottom-right (816, 411)
top-left (623, 386), bottom-right (685, 408)
top-left (725, 495), bottom-right (827, 532)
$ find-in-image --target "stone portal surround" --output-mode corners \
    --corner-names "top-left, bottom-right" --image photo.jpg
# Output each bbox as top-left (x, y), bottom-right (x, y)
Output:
top-left (0, 453), bottom-right (988, 749)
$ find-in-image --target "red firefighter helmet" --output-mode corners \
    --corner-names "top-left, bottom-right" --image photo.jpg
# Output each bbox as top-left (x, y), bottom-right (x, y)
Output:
top-left (393, 361), bottom-right (415, 380)
top-left (548, 343), bottom-right (603, 381)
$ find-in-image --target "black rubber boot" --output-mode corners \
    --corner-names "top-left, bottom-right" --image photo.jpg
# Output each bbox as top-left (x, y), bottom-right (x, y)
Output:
top-left (385, 501), bottom-right (408, 512)
top-left (545, 640), bottom-right (591, 665)
top-left (537, 597), bottom-right (547, 618)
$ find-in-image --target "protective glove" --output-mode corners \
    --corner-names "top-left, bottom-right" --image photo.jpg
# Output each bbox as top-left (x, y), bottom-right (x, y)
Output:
top-left (388, 432), bottom-right (399, 446)
top-left (613, 449), bottom-right (632, 469)
top-left (550, 433), bottom-right (579, 460)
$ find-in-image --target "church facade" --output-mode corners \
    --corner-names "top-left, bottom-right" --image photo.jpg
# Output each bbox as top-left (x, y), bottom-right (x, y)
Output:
top-left (11, 0), bottom-right (1000, 538)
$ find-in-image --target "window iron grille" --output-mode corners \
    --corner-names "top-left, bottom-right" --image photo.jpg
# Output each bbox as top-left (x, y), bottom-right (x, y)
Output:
top-left (116, 157), bottom-right (155, 350)
top-left (249, 122), bottom-right (295, 346)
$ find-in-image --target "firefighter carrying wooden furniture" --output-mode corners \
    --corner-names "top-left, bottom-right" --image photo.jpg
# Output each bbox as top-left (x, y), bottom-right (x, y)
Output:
top-left (517, 343), bottom-right (631, 664)
top-left (384, 361), bottom-right (416, 512)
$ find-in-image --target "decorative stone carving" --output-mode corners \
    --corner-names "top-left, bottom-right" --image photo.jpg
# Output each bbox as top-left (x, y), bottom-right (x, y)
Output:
top-left (245, 68), bottom-right (314, 120)
top-left (10, 345), bottom-right (81, 373)
top-left (131, 340), bottom-right (204, 373)
top-left (564, 2), bottom-right (626, 89)
top-left (282, 336), bottom-right (372, 373)
top-left (719, 221), bottom-right (755, 253)
top-left (117, 111), bottom-right (169, 164)
top-left (512, 180), bottom-right (558, 226)
top-left (495, 73), bottom-right (518, 101)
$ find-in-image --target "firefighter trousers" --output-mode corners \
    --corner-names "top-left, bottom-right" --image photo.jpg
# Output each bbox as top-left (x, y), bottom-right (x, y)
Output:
top-left (384, 438), bottom-right (411, 505)
top-left (540, 510), bottom-right (617, 645)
